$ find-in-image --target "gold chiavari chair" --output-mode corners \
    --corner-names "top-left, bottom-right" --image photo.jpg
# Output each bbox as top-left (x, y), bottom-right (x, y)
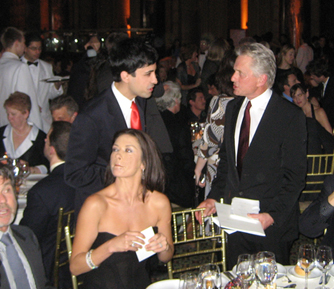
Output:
top-left (54, 208), bottom-right (75, 288)
top-left (167, 207), bottom-right (226, 279)
top-left (302, 153), bottom-right (334, 195)
top-left (64, 226), bottom-right (80, 289)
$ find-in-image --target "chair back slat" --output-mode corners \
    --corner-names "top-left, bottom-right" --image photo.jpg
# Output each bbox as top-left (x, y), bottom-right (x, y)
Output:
top-left (167, 207), bottom-right (226, 279)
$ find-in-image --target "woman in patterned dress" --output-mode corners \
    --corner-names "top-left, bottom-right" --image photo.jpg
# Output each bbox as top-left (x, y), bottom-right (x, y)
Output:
top-left (194, 50), bottom-right (237, 198)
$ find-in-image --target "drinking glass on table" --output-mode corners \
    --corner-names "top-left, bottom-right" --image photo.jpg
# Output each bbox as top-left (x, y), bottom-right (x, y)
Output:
top-left (236, 253), bottom-right (255, 289)
top-left (298, 244), bottom-right (315, 289)
top-left (254, 251), bottom-right (277, 288)
top-left (199, 263), bottom-right (220, 289)
top-left (315, 245), bottom-right (333, 289)
top-left (179, 273), bottom-right (200, 289)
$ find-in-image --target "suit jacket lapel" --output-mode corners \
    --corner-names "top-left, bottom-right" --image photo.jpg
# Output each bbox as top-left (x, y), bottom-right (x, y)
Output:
top-left (106, 89), bottom-right (128, 129)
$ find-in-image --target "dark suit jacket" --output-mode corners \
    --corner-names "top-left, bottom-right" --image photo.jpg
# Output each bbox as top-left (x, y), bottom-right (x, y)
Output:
top-left (0, 225), bottom-right (53, 289)
top-left (64, 88), bottom-right (172, 209)
top-left (0, 125), bottom-right (49, 169)
top-left (321, 76), bottom-right (334, 128)
top-left (20, 164), bottom-right (75, 288)
top-left (299, 175), bottom-right (334, 251)
top-left (208, 92), bottom-right (307, 243)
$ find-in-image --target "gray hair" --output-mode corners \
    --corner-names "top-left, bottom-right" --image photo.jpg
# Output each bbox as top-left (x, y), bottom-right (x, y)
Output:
top-left (156, 81), bottom-right (182, 111)
top-left (236, 43), bottom-right (276, 88)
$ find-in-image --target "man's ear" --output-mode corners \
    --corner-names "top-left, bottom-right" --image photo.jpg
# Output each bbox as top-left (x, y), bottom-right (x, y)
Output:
top-left (49, 145), bottom-right (56, 156)
top-left (257, 74), bottom-right (268, 87)
top-left (120, 71), bottom-right (130, 83)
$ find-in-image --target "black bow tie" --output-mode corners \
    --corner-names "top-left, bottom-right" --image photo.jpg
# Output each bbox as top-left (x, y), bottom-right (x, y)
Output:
top-left (27, 61), bottom-right (38, 66)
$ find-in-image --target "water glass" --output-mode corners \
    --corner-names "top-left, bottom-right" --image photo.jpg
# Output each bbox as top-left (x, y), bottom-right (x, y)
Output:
top-left (236, 253), bottom-right (255, 288)
top-left (297, 244), bottom-right (315, 289)
top-left (254, 251), bottom-right (277, 287)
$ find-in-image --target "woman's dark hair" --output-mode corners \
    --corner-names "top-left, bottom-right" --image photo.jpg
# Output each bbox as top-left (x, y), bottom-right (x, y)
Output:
top-left (105, 129), bottom-right (165, 201)
top-left (290, 83), bottom-right (307, 99)
top-left (215, 49), bottom-right (237, 96)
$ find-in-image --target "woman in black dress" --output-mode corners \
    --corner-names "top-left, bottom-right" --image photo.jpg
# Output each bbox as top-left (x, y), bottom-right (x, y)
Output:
top-left (70, 129), bottom-right (174, 289)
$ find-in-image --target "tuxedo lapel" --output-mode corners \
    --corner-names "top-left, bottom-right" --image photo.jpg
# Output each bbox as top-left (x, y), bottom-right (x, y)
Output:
top-left (106, 89), bottom-right (128, 129)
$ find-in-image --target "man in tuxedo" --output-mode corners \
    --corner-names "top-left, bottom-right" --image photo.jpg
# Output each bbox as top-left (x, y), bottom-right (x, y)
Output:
top-left (20, 121), bottom-right (75, 288)
top-left (0, 27), bottom-right (42, 130)
top-left (299, 175), bottom-right (334, 252)
top-left (0, 164), bottom-right (53, 288)
top-left (64, 38), bottom-right (172, 213)
top-left (306, 58), bottom-right (334, 128)
top-left (197, 43), bottom-right (307, 268)
top-left (22, 33), bottom-right (63, 133)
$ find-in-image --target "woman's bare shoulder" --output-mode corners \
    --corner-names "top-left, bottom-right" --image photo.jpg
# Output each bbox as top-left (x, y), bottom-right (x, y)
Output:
top-left (147, 190), bottom-right (171, 208)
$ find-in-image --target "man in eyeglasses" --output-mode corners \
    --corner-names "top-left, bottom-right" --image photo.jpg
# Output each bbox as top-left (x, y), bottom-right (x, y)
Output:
top-left (22, 33), bottom-right (63, 133)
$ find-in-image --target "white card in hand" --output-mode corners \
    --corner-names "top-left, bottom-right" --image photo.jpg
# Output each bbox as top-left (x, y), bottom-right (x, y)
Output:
top-left (135, 226), bottom-right (156, 262)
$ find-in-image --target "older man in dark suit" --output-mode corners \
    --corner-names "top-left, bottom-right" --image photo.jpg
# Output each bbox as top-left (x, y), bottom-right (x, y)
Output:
top-left (0, 164), bottom-right (53, 289)
top-left (20, 121), bottom-right (75, 288)
top-left (197, 43), bottom-right (307, 269)
top-left (64, 38), bottom-right (172, 213)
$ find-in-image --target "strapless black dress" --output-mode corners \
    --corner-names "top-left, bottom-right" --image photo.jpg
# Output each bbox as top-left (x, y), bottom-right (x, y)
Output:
top-left (81, 232), bottom-right (151, 289)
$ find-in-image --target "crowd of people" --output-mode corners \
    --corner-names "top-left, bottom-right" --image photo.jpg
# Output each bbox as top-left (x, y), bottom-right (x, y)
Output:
top-left (1, 24), bottom-right (334, 288)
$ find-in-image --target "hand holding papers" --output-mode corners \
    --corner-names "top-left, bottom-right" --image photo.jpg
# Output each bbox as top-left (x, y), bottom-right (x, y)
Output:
top-left (215, 197), bottom-right (265, 237)
top-left (135, 226), bottom-right (157, 262)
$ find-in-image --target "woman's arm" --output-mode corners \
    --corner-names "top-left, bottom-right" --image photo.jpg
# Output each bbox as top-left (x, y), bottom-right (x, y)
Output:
top-left (70, 193), bottom-right (145, 275)
top-left (194, 157), bottom-right (207, 188)
top-left (316, 107), bottom-right (333, 135)
top-left (176, 77), bottom-right (201, 91)
top-left (145, 193), bottom-right (174, 263)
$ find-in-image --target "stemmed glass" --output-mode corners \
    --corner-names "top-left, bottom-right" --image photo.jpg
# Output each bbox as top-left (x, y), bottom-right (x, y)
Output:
top-left (179, 273), bottom-right (200, 289)
top-left (297, 244), bottom-right (316, 289)
top-left (254, 251), bottom-right (277, 288)
top-left (236, 253), bottom-right (255, 289)
top-left (315, 245), bottom-right (333, 289)
top-left (198, 263), bottom-right (220, 289)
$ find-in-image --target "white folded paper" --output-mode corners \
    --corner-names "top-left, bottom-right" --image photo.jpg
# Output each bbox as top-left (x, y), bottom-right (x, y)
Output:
top-left (135, 226), bottom-right (156, 262)
top-left (215, 197), bottom-right (265, 236)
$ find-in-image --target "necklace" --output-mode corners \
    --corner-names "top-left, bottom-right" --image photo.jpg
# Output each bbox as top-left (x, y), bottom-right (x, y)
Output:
top-left (13, 125), bottom-right (31, 136)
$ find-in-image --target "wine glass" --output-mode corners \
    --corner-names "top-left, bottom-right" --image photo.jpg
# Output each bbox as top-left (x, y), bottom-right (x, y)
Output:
top-left (236, 253), bottom-right (255, 289)
top-left (297, 244), bottom-right (316, 289)
top-left (254, 251), bottom-right (277, 288)
top-left (316, 245), bottom-right (333, 289)
top-left (179, 273), bottom-right (199, 289)
top-left (199, 263), bottom-right (220, 289)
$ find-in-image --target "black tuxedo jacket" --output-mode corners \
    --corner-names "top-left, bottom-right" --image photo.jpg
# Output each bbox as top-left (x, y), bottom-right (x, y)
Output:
top-left (321, 76), bottom-right (334, 128)
top-left (299, 175), bottom-right (334, 251)
top-left (0, 225), bottom-right (53, 289)
top-left (64, 88), bottom-right (172, 208)
top-left (208, 92), bottom-right (307, 242)
top-left (20, 164), bottom-right (75, 287)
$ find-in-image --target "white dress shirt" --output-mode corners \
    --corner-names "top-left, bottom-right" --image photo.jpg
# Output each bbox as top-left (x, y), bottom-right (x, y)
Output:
top-left (234, 89), bottom-right (272, 162)
top-left (112, 82), bottom-right (136, 128)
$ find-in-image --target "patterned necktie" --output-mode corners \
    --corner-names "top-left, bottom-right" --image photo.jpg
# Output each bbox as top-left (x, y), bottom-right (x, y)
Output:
top-left (237, 101), bottom-right (252, 178)
top-left (1, 233), bottom-right (30, 289)
top-left (131, 101), bottom-right (142, 130)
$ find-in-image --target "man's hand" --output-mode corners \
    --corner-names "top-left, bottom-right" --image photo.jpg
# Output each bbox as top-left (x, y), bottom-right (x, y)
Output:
top-left (247, 213), bottom-right (274, 230)
top-left (195, 198), bottom-right (217, 224)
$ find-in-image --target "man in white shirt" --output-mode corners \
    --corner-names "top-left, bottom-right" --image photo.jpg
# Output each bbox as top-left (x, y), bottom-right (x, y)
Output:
top-left (0, 27), bottom-right (42, 130)
top-left (22, 33), bottom-right (63, 133)
top-left (296, 35), bottom-right (314, 74)
top-left (64, 38), bottom-right (172, 213)
top-left (0, 164), bottom-right (53, 288)
top-left (197, 43), bottom-right (307, 269)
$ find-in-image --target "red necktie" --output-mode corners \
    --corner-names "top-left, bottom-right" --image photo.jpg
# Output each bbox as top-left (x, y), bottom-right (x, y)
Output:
top-left (237, 101), bottom-right (251, 177)
top-left (130, 101), bottom-right (142, 130)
